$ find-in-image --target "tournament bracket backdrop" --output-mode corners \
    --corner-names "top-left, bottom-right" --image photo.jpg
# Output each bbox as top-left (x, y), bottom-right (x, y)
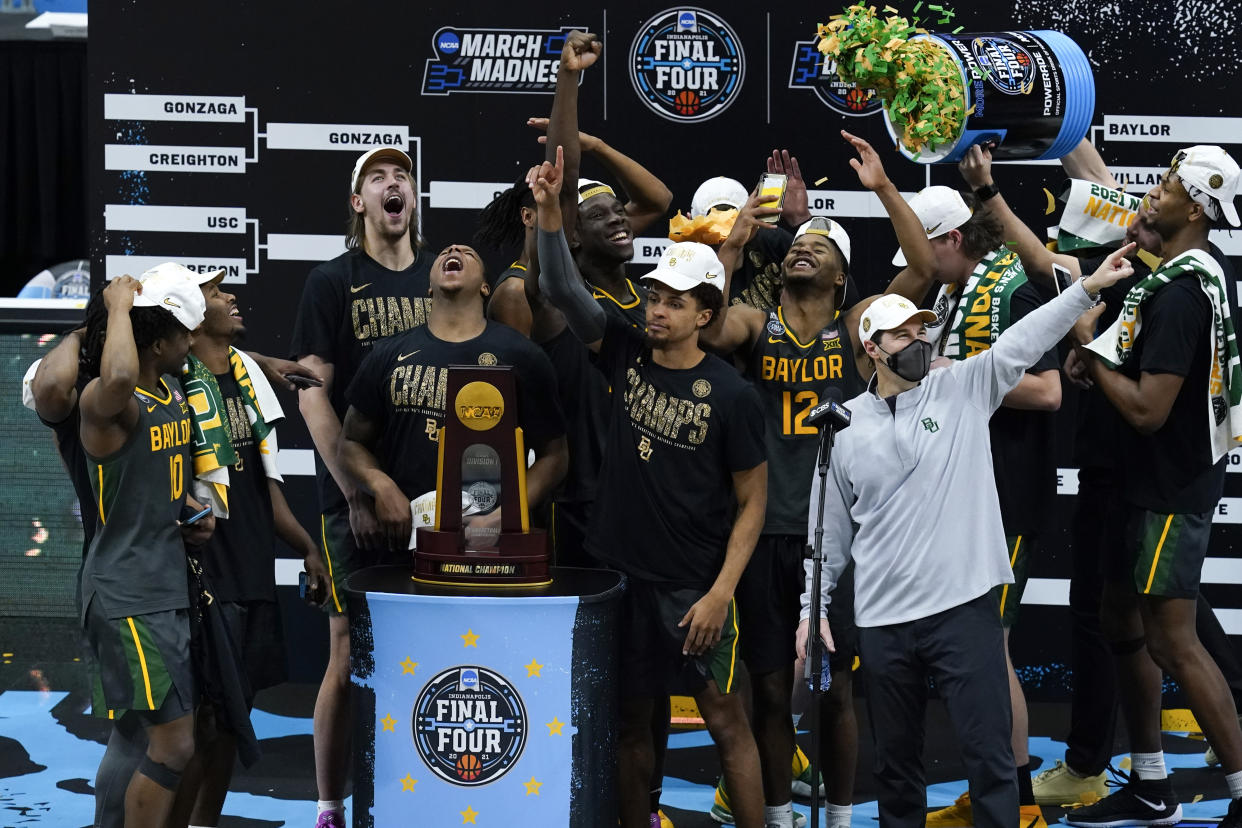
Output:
top-left (88, 1), bottom-right (1242, 697)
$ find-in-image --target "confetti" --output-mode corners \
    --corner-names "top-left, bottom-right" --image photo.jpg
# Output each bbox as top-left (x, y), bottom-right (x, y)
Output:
top-left (815, 3), bottom-right (966, 155)
top-left (815, 176), bottom-right (829, 185)
top-left (1043, 187), bottom-right (1056, 215)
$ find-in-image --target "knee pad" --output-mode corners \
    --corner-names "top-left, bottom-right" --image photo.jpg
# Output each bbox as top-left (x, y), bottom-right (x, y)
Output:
top-left (1109, 636), bottom-right (1146, 656)
top-left (138, 754), bottom-right (182, 792)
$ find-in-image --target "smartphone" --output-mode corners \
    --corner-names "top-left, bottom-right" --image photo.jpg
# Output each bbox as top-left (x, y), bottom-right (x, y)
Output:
top-left (286, 374), bottom-right (324, 389)
top-left (299, 570), bottom-right (323, 604)
top-left (184, 505), bottom-right (212, 525)
top-left (1051, 262), bottom-right (1074, 295)
top-left (756, 173), bottom-right (787, 223)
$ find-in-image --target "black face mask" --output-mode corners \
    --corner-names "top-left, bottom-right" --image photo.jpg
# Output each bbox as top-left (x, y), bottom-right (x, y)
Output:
top-left (877, 338), bottom-right (932, 383)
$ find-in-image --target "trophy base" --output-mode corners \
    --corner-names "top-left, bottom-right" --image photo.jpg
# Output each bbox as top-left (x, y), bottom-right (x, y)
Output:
top-left (413, 528), bottom-right (551, 586)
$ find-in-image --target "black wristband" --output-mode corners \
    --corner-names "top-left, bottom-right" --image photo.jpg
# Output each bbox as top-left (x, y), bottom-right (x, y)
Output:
top-left (975, 183), bottom-right (1000, 202)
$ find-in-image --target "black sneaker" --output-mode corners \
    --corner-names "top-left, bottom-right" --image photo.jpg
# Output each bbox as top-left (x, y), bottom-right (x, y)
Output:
top-left (1220, 798), bottom-right (1242, 828)
top-left (1062, 776), bottom-right (1182, 827)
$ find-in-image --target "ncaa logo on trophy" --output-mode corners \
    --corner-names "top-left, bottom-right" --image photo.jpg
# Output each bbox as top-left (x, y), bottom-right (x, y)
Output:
top-left (413, 665), bottom-right (528, 786)
top-left (629, 7), bottom-right (745, 123)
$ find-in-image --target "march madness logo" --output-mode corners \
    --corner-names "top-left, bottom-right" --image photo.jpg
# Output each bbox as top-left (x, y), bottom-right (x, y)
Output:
top-left (413, 666), bottom-right (527, 786)
top-left (629, 8), bottom-right (744, 123)
top-left (422, 26), bottom-right (585, 95)
top-left (971, 36), bottom-right (1037, 95)
top-left (788, 40), bottom-right (882, 117)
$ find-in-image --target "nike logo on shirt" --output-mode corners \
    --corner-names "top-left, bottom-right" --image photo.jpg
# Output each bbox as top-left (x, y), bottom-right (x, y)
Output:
top-left (350, 283), bottom-right (372, 293)
top-left (397, 350), bottom-right (421, 361)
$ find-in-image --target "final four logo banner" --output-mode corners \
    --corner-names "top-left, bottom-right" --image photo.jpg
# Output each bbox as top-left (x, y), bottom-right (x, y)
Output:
top-left (353, 592), bottom-right (584, 823)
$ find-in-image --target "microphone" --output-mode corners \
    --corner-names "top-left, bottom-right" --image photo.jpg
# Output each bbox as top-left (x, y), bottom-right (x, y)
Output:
top-left (805, 387), bottom-right (852, 431)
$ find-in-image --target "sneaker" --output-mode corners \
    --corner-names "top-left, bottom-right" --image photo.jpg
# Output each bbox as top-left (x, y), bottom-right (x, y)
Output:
top-left (1220, 798), bottom-right (1242, 828)
top-left (792, 745), bottom-right (826, 798)
top-left (1062, 776), bottom-right (1181, 827)
top-left (711, 780), bottom-right (734, 824)
top-left (925, 792), bottom-right (973, 828)
top-left (1032, 760), bottom-right (1108, 807)
top-left (315, 811), bottom-right (346, 828)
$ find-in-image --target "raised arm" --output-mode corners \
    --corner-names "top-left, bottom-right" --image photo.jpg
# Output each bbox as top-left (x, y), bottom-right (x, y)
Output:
top-left (82, 277), bottom-right (141, 422)
top-left (959, 143), bottom-right (1082, 286)
top-left (839, 131), bottom-right (936, 300)
top-left (1061, 138), bottom-right (1121, 190)
top-left (532, 119), bottom-right (672, 235)
top-left (532, 147), bottom-right (607, 351)
top-left (31, 327), bottom-right (84, 423)
top-left (545, 30), bottom-right (600, 245)
top-left (701, 192), bottom-right (777, 355)
top-left (956, 244), bottom-right (1134, 412)
top-left (768, 149), bottom-right (812, 228)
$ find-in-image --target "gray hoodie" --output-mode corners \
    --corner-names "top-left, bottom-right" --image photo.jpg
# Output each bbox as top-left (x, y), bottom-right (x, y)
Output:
top-left (802, 281), bottom-right (1095, 627)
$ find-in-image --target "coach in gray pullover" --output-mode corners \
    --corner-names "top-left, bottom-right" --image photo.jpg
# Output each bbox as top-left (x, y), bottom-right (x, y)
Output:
top-left (798, 245), bottom-right (1135, 828)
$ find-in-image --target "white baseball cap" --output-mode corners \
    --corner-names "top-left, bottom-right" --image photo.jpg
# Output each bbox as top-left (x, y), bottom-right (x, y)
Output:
top-left (577, 178), bottom-right (617, 205)
top-left (130, 263), bottom-right (207, 330)
top-left (690, 176), bottom-right (749, 218)
top-left (137, 260), bottom-right (224, 287)
top-left (1172, 145), bottom-right (1240, 228)
top-left (857, 293), bottom-right (936, 343)
top-left (640, 242), bottom-right (725, 294)
top-left (794, 217), bottom-right (852, 265)
top-left (892, 186), bottom-right (973, 266)
top-left (350, 147), bottom-right (413, 193)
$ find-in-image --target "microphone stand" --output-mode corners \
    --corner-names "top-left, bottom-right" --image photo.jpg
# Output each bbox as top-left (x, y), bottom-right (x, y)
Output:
top-left (805, 418), bottom-right (837, 828)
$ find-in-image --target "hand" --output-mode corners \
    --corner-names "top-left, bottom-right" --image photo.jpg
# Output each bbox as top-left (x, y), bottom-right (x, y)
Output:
top-left (347, 493), bottom-right (385, 552)
top-left (1070, 303), bottom-right (1107, 348)
top-left (559, 30), bottom-right (601, 73)
top-left (768, 149), bottom-right (810, 226)
top-left (958, 143), bottom-right (994, 190)
top-left (1081, 242), bottom-right (1136, 295)
top-left (527, 117), bottom-right (601, 153)
top-left (372, 481), bottom-right (412, 552)
top-left (1063, 348), bottom-right (1093, 389)
top-left (301, 548), bottom-right (330, 607)
top-left (721, 189), bottom-right (780, 254)
top-left (526, 145), bottom-right (565, 210)
top-left (842, 130), bottom-right (891, 192)
top-left (678, 590), bottom-right (730, 656)
top-left (254, 354), bottom-right (323, 392)
top-left (103, 275), bottom-right (141, 314)
top-left (795, 617), bottom-right (836, 661)
top-left (179, 504), bottom-right (215, 547)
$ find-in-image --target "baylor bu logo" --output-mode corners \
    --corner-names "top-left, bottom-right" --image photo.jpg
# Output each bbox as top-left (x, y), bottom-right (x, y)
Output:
top-left (455, 381), bottom-right (505, 431)
top-left (413, 666), bottom-right (528, 786)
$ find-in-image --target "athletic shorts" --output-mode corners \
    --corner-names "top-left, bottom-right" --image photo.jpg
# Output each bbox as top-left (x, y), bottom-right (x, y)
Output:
top-left (736, 535), bottom-right (804, 675)
top-left (1105, 507), bottom-right (1213, 599)
top-left (990, 534), bottom-right (1038, 628)
top-left (319, 504), bottom-right (410, 615)
top-left (218, 600), bottom-right (287, 692)
top-left (620, 578), bottom-right (740, 698)
top-left (85, 598), bottom-right (195, 724)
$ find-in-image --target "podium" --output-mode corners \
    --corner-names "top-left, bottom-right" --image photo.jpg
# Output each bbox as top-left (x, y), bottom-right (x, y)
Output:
top-left (346, 566), bottom-right (624, 827)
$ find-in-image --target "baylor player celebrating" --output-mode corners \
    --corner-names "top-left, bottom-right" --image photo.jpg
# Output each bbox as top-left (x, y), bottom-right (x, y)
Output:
top-left (533, 146), bottom-right (769, 828)
top-left (290, 146), bottom-right (432, 828)
top-left (79, 269), bottom-right (210, 828)
top-left (339, 243), bottom-right (567, 553)
top-left (697, 130), bottom-right (939, 828)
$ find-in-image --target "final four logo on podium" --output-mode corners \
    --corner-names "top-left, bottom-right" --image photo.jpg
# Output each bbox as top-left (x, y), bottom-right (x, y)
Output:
top-left (413, 665), bottom-right (528, 786)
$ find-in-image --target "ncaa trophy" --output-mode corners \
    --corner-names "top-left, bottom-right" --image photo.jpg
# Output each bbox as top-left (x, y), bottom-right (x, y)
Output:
top-left (413, 365), bottom-right (550, 585)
